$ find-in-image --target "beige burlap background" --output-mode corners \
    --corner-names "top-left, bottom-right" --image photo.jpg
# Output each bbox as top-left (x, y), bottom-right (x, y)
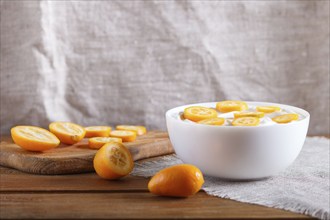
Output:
top-left (0, 1), bottom-right (329, 134)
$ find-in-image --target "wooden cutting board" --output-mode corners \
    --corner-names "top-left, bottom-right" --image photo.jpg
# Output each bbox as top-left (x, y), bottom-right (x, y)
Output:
top-left (0, 131), bottom-right (173, 175)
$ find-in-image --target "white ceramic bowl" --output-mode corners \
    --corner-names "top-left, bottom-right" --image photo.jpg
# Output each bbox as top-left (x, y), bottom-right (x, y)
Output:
top-left (166, 102), bottom-right (310, 179)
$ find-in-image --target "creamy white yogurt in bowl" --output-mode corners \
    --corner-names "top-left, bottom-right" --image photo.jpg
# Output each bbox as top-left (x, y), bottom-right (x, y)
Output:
top-left (166, 101), bottom-right (310, 179)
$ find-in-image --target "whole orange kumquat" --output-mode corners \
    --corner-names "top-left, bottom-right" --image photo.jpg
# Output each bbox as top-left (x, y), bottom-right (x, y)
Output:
top-left (148, 164), bottom-right (204, 197)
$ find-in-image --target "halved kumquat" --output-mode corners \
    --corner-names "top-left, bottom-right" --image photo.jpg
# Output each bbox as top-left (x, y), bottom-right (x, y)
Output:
top-left (216, 100), bottom-right (248, 113)
top-left (197, 117), bottom-right (225, 126)
top-left (183, 106), bottom-right (218, 122)
top-left (110, 130), bottom-right (136, 142)
top-left (116, 125), bottom-right (147, 136)
top-left (49, 122), bottom-right (86, 145)
top-left (11, 126), bottom-right (60, 151)
top-left (272, 114), bottom-right (299, 124)
top-left (256, 106), bottom-right (281, 113)
top-left (85, 126), bottom-right (111, 138)
top-left (148, 164), bottom-right (204, 197)
top-left (88, 137), bottom-right (122, 149)
top-left (232, 117), bottom-right (260, 126)
top-left (93, 142), bottom-right (134, 179)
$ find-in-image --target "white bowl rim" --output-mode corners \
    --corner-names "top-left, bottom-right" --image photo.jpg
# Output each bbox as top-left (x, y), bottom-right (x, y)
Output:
top-left (166, 101), bottom-right (310, 129)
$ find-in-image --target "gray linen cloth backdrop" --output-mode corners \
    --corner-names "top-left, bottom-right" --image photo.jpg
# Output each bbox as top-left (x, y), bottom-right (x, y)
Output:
top-left (0, 1), bottom-right (329, 135)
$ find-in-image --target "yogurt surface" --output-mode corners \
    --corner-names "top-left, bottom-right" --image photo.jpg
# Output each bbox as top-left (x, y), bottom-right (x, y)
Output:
top-left (175, 102), bottom-right (306, 127)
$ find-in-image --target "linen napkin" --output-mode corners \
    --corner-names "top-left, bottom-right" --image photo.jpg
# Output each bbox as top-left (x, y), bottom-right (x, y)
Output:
top-left (132, 137), bottom-right (330, 219)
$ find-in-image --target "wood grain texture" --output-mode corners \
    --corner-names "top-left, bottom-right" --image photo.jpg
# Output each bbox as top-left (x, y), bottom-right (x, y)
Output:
top-left (0, 131), bottom-right (173, 175)
top-left (0, 166), bottom-right (149, 192)
top-left (0, 192), bottom-right (311, 219)
top-left (0, 166), bottom-right (312, 219)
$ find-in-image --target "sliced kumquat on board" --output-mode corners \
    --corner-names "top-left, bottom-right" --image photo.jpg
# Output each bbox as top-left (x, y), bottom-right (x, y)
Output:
top-left (232, 117), bottom-right (260, 126)
top-left (148, 164), bottom-right (204, 197)
top-left (49, 122), bottom-right (86, 145)
top-left (93, 142), bottom-right (134, 179)
top-left (234, 112), bottom-right (265, 118)
top-left (88, 137), bottom-right (122, 149)
top-left (256, 106), bottom-right (281, 113)
top-left (216, 100), bottom-right (248, 113)
top-left (183, 106), bottom-right (218, 122)
top-left (85, 126), bottom-right (112, 138)
top-left (110, 130), bottom-right (136, 142)
top-left (11, 126), bottom-right (60, 151)
top-left (272, 114), bottom-right (299, 124)
top-left (116, 125), bottom-right (147, 136)
top-left (197, 117), bottom-right (225, 126)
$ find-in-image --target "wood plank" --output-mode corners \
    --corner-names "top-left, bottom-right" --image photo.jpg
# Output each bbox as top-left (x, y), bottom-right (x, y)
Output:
top-left (0, 166), bottom-right (312, 219)
top-left (0, 166), bottom-right (149, 192)
top-left (0, 131), bottom-right (174, 175)
top-left (0, 192), bottom-right (311, 219)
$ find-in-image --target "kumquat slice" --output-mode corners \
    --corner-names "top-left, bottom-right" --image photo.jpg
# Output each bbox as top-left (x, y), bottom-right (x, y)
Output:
top-left (256, 106), bottom-right (281, 113)
top-left (49, 122), bottom-right (86, 145)
top-left (116, 125), bottom-right (147, 136)
top-left (216, 100), bottom-right (248, 113)
top-left (197, 117), bottom-right (225, 126)
top-left (110, 130), bottom-right (136, 142)
top-left (183, 106), bottom-right (218, 122)
top-left (232, 117), bottom-right (260, 126)
top-left (89, 137), bottom-right (122, 149)
top-left (272, 114), bottom-right (299, 124)
top-left (234, 112), bottom-right (265, 118)
top-left (11, 126), bottom-right (60, 151)
top-left (85, 126), bottom-right (112, 138)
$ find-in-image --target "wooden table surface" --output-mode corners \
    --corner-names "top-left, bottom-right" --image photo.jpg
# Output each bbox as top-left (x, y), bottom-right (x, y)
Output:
top-left (1, 135), bottom-right (323, 219)
top-left (0, 164), bottom-right (312, 219)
